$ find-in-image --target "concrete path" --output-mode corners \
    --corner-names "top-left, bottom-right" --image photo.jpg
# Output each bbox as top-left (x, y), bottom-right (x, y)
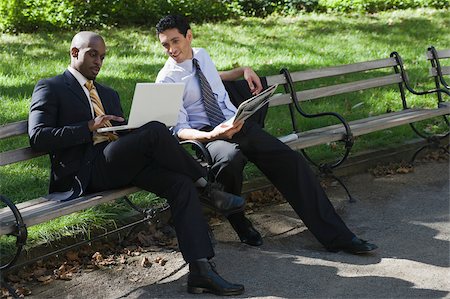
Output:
top-left (28, 160), bottom-right (449, 298)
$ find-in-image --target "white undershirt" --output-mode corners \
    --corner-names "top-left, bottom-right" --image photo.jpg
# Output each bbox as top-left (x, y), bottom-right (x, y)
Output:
top-left (67, 66), bottom-right (95, 119)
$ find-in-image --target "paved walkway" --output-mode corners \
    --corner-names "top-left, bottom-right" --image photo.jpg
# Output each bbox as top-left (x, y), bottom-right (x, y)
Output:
top-left (29, 160), bottom-right (449, 298)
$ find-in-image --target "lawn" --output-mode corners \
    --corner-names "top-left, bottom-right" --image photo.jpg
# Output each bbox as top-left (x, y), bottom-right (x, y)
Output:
top-left (0, 8), bottom-right (449, 253)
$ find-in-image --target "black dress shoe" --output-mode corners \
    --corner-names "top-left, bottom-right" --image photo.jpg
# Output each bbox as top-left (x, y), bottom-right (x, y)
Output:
top-left (327, 237), bottom-right (378, 254)
top-left (188, 260), bottom-right (244, 296)
top-left (228, 212), bottom-right (263, 246)
top-left (199, 182), bottom-right (245, 216)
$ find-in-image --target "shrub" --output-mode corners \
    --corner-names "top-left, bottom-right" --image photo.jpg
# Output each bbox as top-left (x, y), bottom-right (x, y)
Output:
top-left (0, 0), bottom-right (448, 32)
top-left (318, 0), bottom-right (449, 12)
top-left (0, 0), bottom-right (232, 33)
top-left (224, 0), bottom-right (319, 16)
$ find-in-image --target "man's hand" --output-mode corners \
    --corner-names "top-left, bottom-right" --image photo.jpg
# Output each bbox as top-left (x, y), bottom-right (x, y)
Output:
top-left (210, 120), bottom-right (244, 140)
top-left (219, 66), bottom-right (263, 95)
top-left (88, 115), bottom-right (124, 132)
top-left (243, 67), bottom-right (263, 95)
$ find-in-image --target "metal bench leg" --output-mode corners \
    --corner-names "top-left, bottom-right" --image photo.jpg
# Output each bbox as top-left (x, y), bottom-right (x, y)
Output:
top-left (1, 276), bottom-right (20, 299)
top-left (320, 172), bottom-right (355, 203)
top-left (121, 196), bottom-right (171, 244)
top-left (0, 195), bottom-right (27, 271)
top-left (330, 174), bottom-right (356, 203)
top-left (410, 135), bottom-right (450, 164)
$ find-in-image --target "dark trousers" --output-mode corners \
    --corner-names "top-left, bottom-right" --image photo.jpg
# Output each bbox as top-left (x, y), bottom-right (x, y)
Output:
top-left (206, 121), bottom-right (355, 247)
top-left (88, 121), bottom-right (214, 263)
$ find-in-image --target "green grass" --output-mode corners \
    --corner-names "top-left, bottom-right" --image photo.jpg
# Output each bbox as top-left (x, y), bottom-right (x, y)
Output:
top-left (1, 8), bottom-right (449, 255)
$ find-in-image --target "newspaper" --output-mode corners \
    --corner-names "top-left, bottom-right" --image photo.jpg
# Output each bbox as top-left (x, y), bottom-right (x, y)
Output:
top-left (224, 84), bottom-right (278, 125)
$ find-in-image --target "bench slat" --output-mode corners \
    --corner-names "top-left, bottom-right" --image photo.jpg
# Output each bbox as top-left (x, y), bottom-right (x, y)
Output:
top-left (430, 66), bottom-right (450, 76)
top-left (266, 74), bottom-right (287, 86)
top-left (268, 93), bottom-right (292, 107)
top-left (265, 58), bottom-right (398, 86)
top-left (267, 74), bottom-right (403, 107)
top-left (0, 147), bottom-right (46, 166)
top-left (0, 121), bottom-right (28, 139)
top-left (285, 107), bottom-right (450, 150)
top-left (0, 197), bottom-right (50, 220)
top-left (289, 58), bottom-right (399, 82)
top-left (426, 49), bottom-right (450, 60)
top-left (295, 73), bottom-right (403, 102)
top-left (0, 186), bottom-right (140, 235)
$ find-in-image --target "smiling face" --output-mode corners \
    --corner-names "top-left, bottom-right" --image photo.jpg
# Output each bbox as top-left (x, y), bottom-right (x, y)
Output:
top-left (70, 33), bottom-right (106, 80)
top-left (158, 28), bottom-right (193, 63)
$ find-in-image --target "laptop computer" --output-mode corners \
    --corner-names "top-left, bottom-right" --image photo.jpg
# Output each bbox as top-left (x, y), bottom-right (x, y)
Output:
top-left (97, 83), bottom-right (185, 133)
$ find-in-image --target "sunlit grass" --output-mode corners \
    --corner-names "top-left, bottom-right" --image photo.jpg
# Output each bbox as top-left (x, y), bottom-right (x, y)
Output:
top-left (0, 8), bottom-right (448, 253)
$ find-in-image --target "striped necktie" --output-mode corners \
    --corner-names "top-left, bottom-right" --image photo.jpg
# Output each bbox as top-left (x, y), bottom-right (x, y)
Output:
top-left (85, 80), bottom-right (118, 144)
top-left (192, 58), bottom-right (225, 127)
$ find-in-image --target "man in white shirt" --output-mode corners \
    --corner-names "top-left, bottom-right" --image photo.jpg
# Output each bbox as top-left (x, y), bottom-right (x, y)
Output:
top-left (156, 19), bottom-right (265, 249)
top-left (155, 15), bottom-right (377, 258)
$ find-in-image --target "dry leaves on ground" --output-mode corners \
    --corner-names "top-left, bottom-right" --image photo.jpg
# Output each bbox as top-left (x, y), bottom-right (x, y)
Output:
top-left (369, 161), bottom-right (414, 177)
top-left (245, 186), bottom-right (284, 211)
top-left (2, 222), bottom-right (179, 298)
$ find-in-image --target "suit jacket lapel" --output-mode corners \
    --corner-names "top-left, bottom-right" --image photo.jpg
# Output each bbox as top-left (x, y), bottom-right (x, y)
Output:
top-left (63, 70), bottom-right (91, 110)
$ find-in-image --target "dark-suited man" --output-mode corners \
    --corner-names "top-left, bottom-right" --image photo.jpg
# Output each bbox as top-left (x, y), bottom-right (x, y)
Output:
top-left (155, 15), bottom-right (378, 255)
top-left (28, 31), bottom-right (245, 296)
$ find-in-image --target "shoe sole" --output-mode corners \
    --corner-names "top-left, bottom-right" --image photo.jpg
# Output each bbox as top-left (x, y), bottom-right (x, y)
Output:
top-left (188, 286), bottom-right (245, 296)
top-left (344, 245), bottom-right (378, 254)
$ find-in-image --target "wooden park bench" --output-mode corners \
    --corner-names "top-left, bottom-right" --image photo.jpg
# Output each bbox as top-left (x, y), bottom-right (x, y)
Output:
top-left (257, 51), bottom-right (449, 200)
top-left (0, 121), bottom-right (213, 278)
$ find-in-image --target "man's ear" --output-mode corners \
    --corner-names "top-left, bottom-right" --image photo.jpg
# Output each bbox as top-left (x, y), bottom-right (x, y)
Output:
top-left (71, 47), bottom-right (79, 58)
top-left (186, 29), bottom-right (193, 43)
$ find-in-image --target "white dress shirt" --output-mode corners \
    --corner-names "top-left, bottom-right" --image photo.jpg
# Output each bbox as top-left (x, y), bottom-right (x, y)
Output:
top-left (156, 48), bottom-right (237, 134)
top-left (67, 66), bottom-right (95, 119)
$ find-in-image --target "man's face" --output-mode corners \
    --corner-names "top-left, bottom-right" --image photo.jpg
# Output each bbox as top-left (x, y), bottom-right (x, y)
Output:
top-left (71, 38), bottom-right (106, 80)
top-left (158, 28), bottom-right (193, 63)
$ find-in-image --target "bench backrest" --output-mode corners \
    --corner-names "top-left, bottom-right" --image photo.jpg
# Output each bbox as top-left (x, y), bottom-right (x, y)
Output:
top-left (426, 47), bottom-right (450, 98)
top-left (267, 57), bottom-right (403, 105)
top-left (263, 54), bottom-right (408, 133)
top-left (0, 120), bottom-right (44, 167)
top-left (427, 48), bottom-right (450, 77)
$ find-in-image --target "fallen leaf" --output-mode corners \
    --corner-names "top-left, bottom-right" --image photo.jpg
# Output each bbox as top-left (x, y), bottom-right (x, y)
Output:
top-left (396, 166), bottom-right (413, 174)
top-left (92, 252), bottom-right (103, 262)
top-left (37, 275), bottom-right (52, 283)
top-left (119, 255), bottom-right (127, 264)
top-left (58, 273), bottom-right (73, 281)
top-left (15, 286), bottom-right (31, 296)
top-left (154, 257), bottom-right (167, 266)
top-left (1, 287), bottom-right (11, 298)
top-left (140, 257), bottom-right (152, 268)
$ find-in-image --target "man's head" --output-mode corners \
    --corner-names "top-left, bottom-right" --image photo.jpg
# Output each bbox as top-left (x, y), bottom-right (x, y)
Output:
top-left (156, 15), bottom-right (193, 63)
top-left (70, 31), bottom-right (106, 80)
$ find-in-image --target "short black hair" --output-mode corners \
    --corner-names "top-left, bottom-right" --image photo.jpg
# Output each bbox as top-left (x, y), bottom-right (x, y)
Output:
top-left (156, 15), bottom-right (191, 37)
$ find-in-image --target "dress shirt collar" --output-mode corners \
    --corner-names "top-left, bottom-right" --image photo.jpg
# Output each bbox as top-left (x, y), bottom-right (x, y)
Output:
top-left (169, 49), bottom-right (200, 71)
top-left (67, 66), bottom-right (89, 88)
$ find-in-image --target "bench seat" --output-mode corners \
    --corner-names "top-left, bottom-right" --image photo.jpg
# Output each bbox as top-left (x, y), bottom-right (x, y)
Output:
top-left (284, 103), bottom-right (450, 150)
top-left (0, 186), bottom-right (140, 235)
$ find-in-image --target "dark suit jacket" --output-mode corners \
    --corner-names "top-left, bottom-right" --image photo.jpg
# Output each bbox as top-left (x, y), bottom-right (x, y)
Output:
top-left (28, 70), bottom-right (125, 193)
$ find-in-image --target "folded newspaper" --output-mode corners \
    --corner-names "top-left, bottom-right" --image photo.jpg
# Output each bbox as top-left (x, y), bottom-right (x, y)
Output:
top-left (224, 84), bottom-right (279, 125)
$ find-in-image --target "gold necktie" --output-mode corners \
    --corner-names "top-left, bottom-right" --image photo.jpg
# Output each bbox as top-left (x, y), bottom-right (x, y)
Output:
top-left (85, 80), bottom-right (118, 144)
